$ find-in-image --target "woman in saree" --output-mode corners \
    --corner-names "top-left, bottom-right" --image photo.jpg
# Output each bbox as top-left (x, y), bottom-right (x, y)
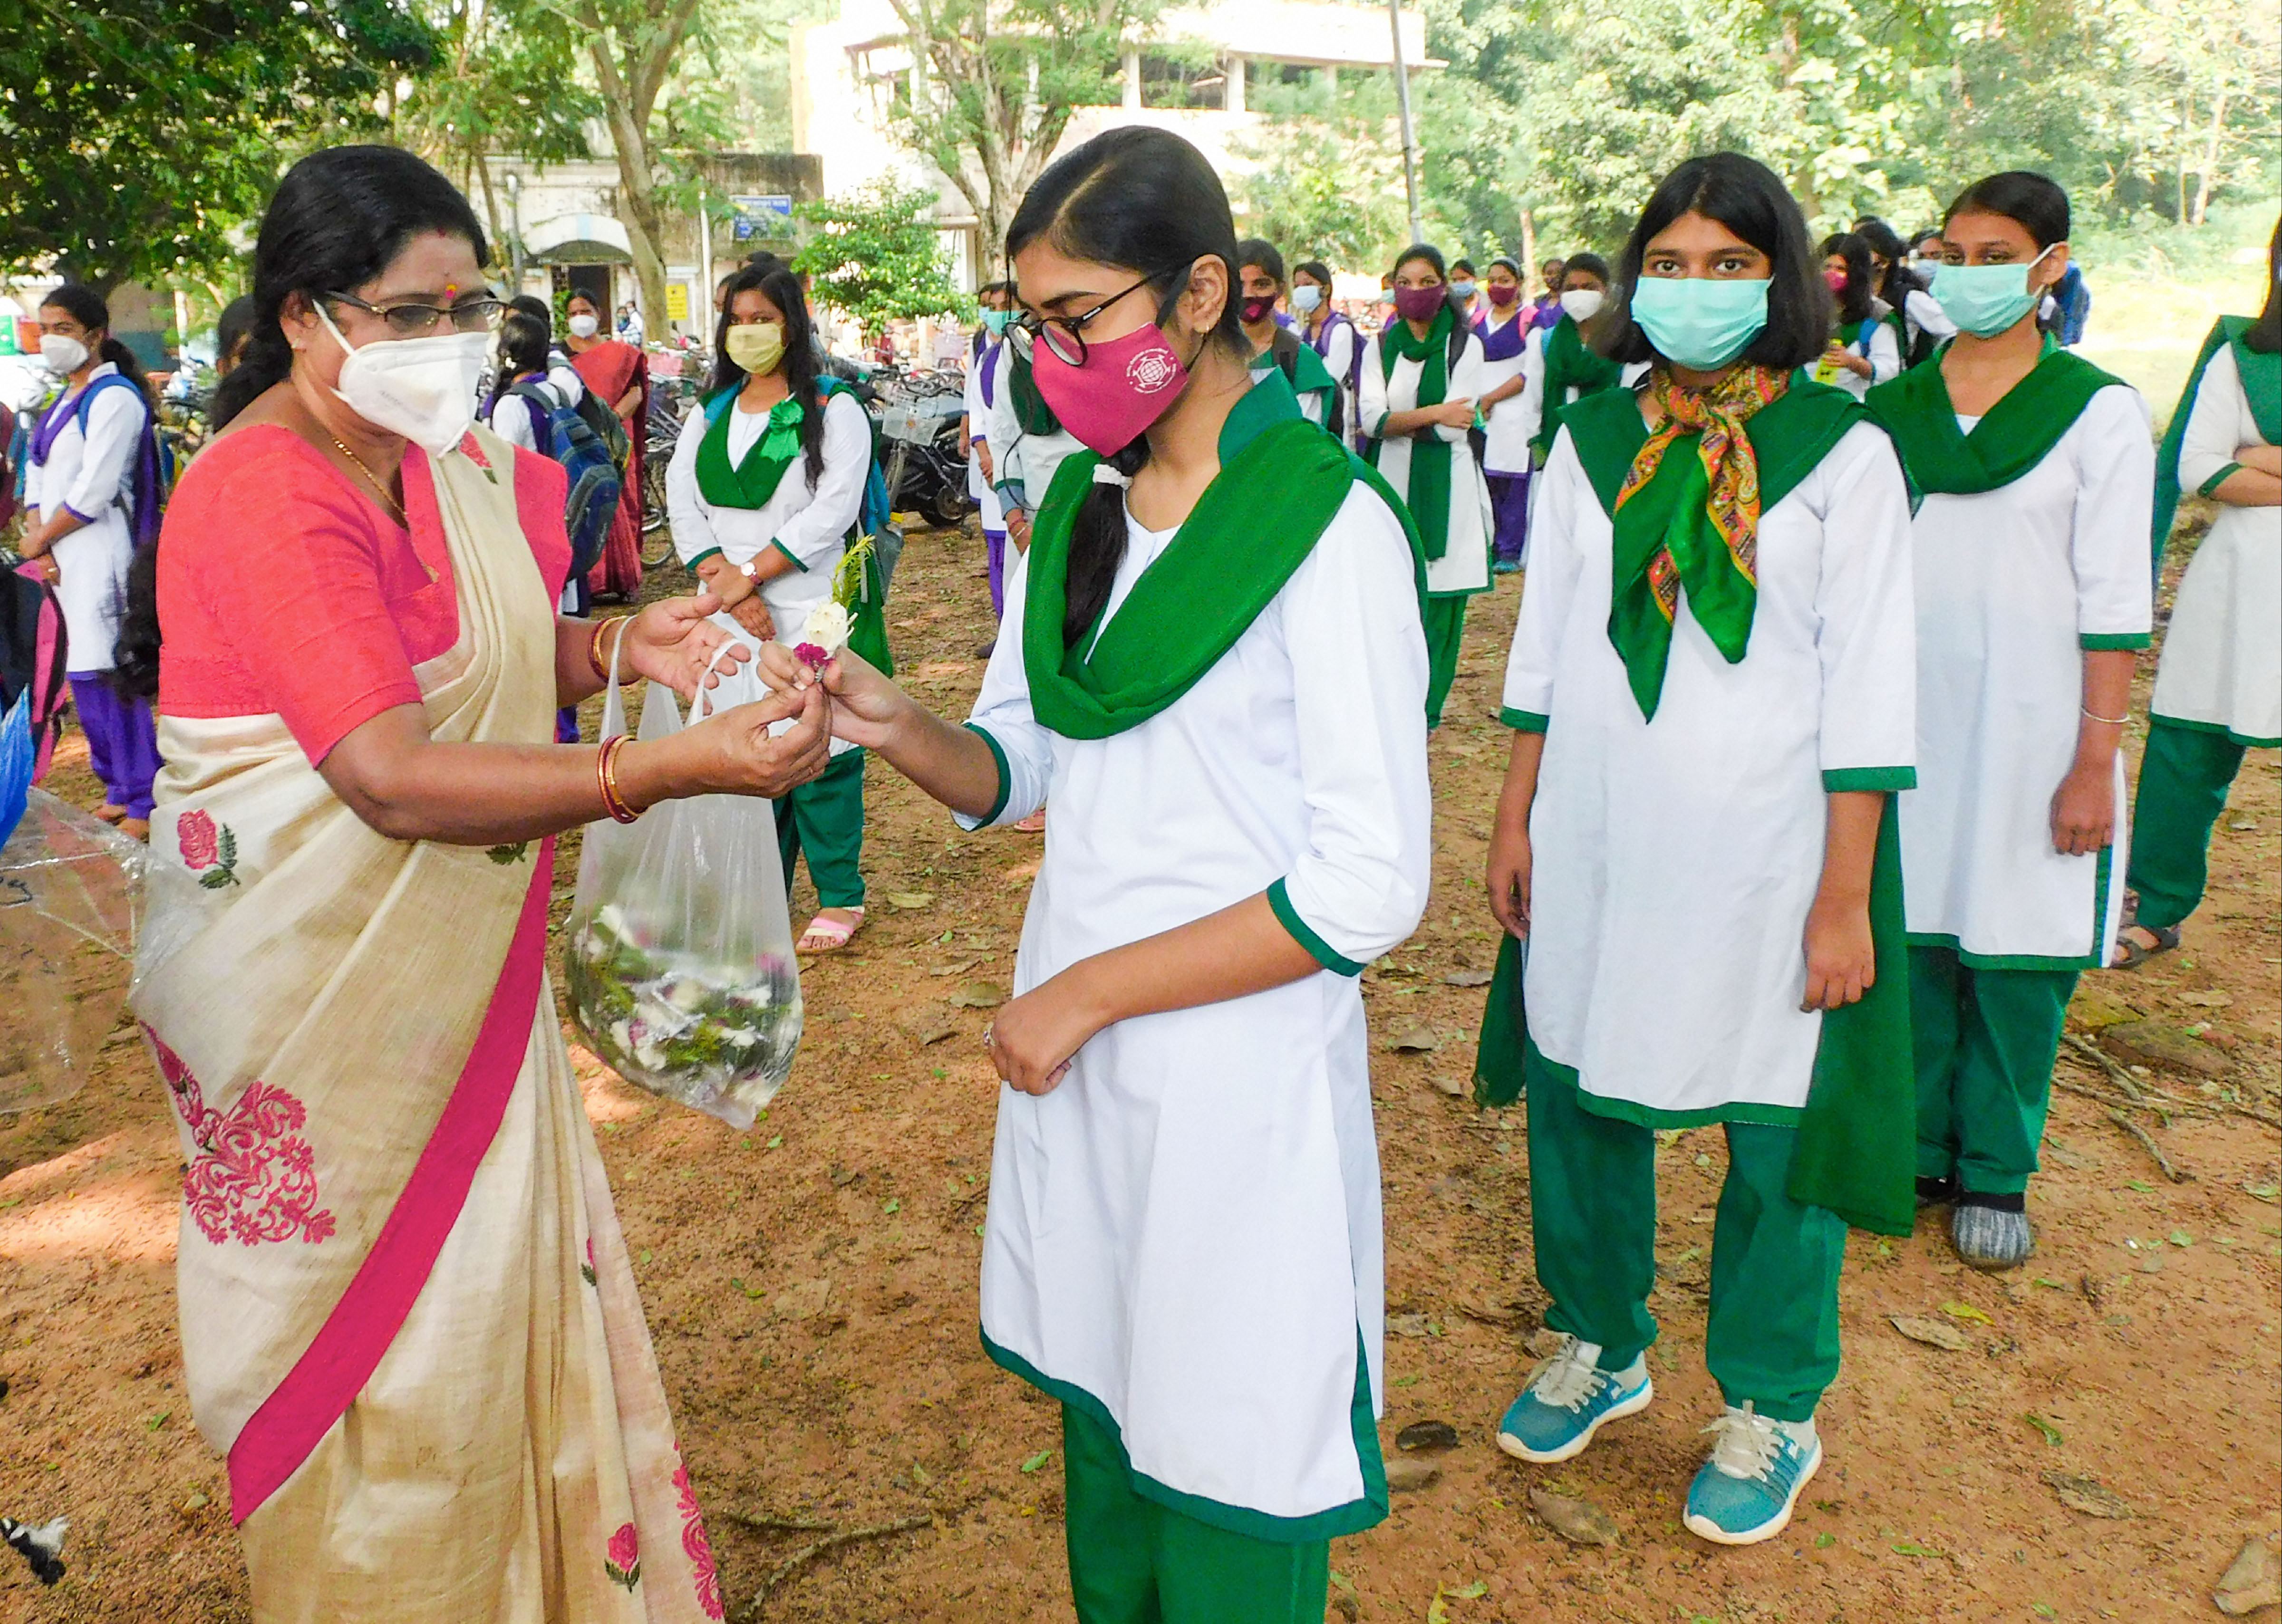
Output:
top-left (114, 144), bottom-right (834, 1622)
top-left (566, 286), bottom-right (649, 602)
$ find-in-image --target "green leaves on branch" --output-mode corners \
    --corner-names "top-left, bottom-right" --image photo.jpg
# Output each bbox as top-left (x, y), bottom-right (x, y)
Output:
top-left (793, 181), bottom-right (970, 332)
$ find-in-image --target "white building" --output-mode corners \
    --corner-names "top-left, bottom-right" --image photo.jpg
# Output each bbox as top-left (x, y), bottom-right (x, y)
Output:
top-left (791, 0), bottom-right (1433, 284)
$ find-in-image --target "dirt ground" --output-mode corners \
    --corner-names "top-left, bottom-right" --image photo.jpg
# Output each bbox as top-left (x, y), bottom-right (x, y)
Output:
top-left (1, 511), bottom-right (2276, 1624)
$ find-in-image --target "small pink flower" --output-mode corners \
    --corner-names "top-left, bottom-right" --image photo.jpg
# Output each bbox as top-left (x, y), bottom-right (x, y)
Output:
top-left (604, 1521), bottom-right (641, 1590)
top-left (793, 642), bottom-right (831, 669)
top-left (178, 810), bottom-right (220, 870)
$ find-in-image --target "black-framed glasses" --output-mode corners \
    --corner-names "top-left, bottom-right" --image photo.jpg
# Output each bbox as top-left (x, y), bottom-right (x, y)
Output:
top-left (326, 290), bottom-right (505, 337)
top-left (1010, 265), bottom-right (1189, 366)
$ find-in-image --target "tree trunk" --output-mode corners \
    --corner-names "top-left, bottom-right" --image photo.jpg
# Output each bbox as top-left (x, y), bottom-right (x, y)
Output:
top-left (2191, 89), bottom-right (2227, 226)
top-left (582, 0), bottom-right (703, 337)
top-left (1518, 208), bottom-right (1537, 288)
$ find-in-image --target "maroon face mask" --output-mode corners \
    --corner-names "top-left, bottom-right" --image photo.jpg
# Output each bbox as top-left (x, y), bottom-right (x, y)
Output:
top-left (1486, 282), bottom-right (1518, 308)
top-left (1241, 295), bottom-right (1276, 324)
top-left (1823, 268), bottom-right (1849, 293)
top-left (1392, 284), bottom-right (1447, 323)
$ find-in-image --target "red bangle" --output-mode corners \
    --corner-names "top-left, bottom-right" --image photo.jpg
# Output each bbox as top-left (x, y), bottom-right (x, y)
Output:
top-left (597, 734), bottom-right (640, 823)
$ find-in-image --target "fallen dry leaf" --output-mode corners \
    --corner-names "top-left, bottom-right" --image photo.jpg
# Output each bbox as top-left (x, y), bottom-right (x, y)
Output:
top-left (1430, 1073), bottom-right (1469, 1098)
top-left (1387, 1025), bottom-right (1441, 1053)
top-left (948, 981), bottom-right (1006, 1009)
top-left (894, 1006), bottom-right (956, 1047)
top-left (2043, 1471), bottom-right (2131, 1520)
top-left (1384, 1456), bottom-right (1440, 1493)
top-left (1528, 1487), bottom-right (1619, 1547)
top-left (885, 891), bottom-right (935, 911)
top-left (2216, 1532), bottom-right (2282, 1617)
top-left (1442, 968), bottom-right (1495, 987)
top-left (1395, 1420), bottom-right (1459, 1453)
top-left (1890, 1314), bottom-right (1972, 1353)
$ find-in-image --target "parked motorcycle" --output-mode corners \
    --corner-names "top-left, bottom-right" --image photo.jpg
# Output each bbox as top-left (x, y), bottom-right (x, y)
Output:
top-left (876, 372), bottom-right (975, 529)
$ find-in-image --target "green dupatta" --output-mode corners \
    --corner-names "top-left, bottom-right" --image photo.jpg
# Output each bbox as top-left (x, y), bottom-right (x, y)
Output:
top-left (696, 394), bottom-right (805, 509)
top-left (1367, 303), bottom-right (1456, 561)
top-left (1862, 336), bottom-right (2121, 502)
top-left (1023, 368), bottom-right (1425, 740)
top-left (2151, 315), bottom-right (2282, 575)
top-left (1565, 376), bottom-right (1864, 721)
top-left (1529, 314), bottom-right (1622, 465)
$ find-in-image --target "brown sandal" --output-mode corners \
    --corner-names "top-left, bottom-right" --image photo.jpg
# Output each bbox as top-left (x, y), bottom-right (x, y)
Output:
top-left (2110, 923), bottom-right (2178, 970)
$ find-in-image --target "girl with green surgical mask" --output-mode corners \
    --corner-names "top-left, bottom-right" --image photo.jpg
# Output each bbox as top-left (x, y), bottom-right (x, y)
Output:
top-left (668, 261), bottom-right (882, 953)
top-left (1480, 151), bottom-right (1918, 1552)
top-left (1863, 171), bottom-right (2154, 1275)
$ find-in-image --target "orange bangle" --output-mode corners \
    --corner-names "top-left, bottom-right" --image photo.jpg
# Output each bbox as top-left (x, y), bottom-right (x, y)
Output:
top-left (597, 735), bottom-right (641, 823)
top-left (587, 616), bottom-right (631, 684)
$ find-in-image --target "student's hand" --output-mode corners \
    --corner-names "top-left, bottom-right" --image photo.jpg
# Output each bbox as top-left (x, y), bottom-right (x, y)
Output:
top-left (1006, 508), bottom-right (1033, 552)
top-left (2234, 443), bottom-right (2282, 478)
top-left (1485, 819), bottom-right (1533, 938)
top-left (984, 972), bottom-right (1105, 1096)
top-left (627, 681), bottom-right (832, 802)
top-left (619, 593), bottom-right (749, 699)
top-left (756, 641), bottom-right (911, 751)
top-left (977, 442), bottom-right (995, 483)
top-left (1800, 894), bottom-right (1875, 1010)
top-left (728, 594), bottom-right (775, 641)
top-left (2050, 759), bottom-right (2116, 855)
top-left (1431, 397), bottom-right (1478, 430)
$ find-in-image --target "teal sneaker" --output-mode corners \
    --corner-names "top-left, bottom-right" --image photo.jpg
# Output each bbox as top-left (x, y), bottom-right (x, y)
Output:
top-left (1682, 1403), bottom-right (1822, 1546)
top-left (1493, 1335), bottom-right (1653, 1464)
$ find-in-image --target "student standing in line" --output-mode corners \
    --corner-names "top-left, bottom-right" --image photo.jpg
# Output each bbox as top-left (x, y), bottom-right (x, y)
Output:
top-left (1361, 245), bottom-right (1492, 728)
top-left (762, 124), bottom-right (1431, 1624)
top-left (1810, 233), bottom-right (1903, 398)
top-left (1521, 253), bottom-right (1624, 471)
top-left (965, 280), bottom-right (1016, 651)
top-left (1483, 152), bottom-right (1917, 1547)
top-left (1475, 256), bottom-right (1536, 572)
top-left (1856, 217), bottom-right (1955, 366)
top-left (2114, 219), bottom-right (2281, 967)
top-left (1237, 240), bottom-right (1340, 426)
top-left (669, 262), bottom-right (880, 953)
top-left (1864, 171), bottom-right (2154, 1270)
top-left (17, 283), bottom-right (164, 837)
top-left (1293, 259), bottom-right (1364, 447)
top-left (1531, 259), bottom-right (1568, 328)
top-left (1448, 259), bottom-right (1481, 327)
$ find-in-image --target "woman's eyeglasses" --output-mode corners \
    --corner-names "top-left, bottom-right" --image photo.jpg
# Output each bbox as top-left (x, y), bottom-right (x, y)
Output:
top-left (326, 291), bottom-right (506, 336)
top-left (1009, 265), bottom-right (1188, 366)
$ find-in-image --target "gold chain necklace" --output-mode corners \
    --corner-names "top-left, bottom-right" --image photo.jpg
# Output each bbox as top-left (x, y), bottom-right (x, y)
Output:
top-left (328, 434), bottom-right (408, 525)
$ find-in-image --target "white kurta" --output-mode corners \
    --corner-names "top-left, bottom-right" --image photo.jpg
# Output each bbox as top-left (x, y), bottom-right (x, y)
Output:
top-left (981, 343), bottom-right (1083, 516)
top-left (22, 364), bottom-right (144, 675)
top-left (666, 389), bottom-right (871, 755)
top-left (2151, 342), bottom-right (2280, 745)
top-left (962, 338), bottom-right (1008, 532)
top-left (1809, 319), bottom-right (1903, 400)
top-left (1360, 330), bottom-right (1494, 597)
top-left (1305, 317), bottom-right (1363, 444)
top-left (1502, 419), bottom-right (1917, 1121)
top-left (1900, 386), bottom-right (2156, 966)
top-left (1477, 313), bottom-right (1536, 476)
top-left (964, 484), bottom-right (1431, 1530)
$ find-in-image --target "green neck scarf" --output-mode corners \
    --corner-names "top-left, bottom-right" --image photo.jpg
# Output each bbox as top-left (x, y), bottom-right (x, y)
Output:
top-left (1862, 335), bottom-right (2119, 500)
top-left (1566, 376), bottom-right (1865, 720)
top-left (697, 393), bottom-right (805, 509)
top-left (1007, 346), bottom-right (1063, 436)
top-left (1023, 368), bottom-right (1423, 740)
top-left (1368, 304), bottom-right (1455, 561)
top-left (1530, 314), bottom-right (1623, 463)
top-left (2152, 315), bottom-right (2282, 574)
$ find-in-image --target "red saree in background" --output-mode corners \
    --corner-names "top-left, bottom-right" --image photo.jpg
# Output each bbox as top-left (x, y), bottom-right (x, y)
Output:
top-left (136, 424), bottom-right (724, 1623)
top-left (571, 338), bottom-right (648, 601)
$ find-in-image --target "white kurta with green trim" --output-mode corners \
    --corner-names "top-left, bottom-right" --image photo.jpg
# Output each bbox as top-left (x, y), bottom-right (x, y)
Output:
top-left (2151, 342), bottom-right (2281, 747)
top-left (1359, 330), bottom-right (1494, 598)
top-left (960, 485), bottom-right (1431, 1537)
top-left (1500, 421), bottom-right (1916, 1123)
top-left (1900, 386), bottom-right (2155, 969)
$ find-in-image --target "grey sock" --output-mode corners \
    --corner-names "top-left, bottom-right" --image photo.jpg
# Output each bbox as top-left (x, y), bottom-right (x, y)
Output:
top-left (1951, 1203), bottom-right (2032, 1270)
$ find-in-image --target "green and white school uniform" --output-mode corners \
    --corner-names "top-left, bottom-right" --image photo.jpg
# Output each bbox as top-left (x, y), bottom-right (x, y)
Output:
top-left (961, 374), bottom-right (1431, 1617)
top-left (1866, 345), bottom-right (2154, 1195)
top-left (1360, 306), bottom-right (1493, 726)
top-left (667, 386), bottom-right (875, 908)
top-left (1524, 314), bottom-right (1626, 469)
top-left (1804, 317), bottom-right (1903, 400)
top-left (2130, 320), bottom-right (2282, 935)
top-left (1493, 375), bottom-right (1918, 1417)
top-left (983, 343), bottom-right (1084, 517)
top-left (1248, 335), bottom-right (1340, 428)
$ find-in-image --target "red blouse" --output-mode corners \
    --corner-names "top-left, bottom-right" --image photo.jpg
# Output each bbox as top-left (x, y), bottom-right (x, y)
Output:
top-left (157, 425), bottom-right (570, 764)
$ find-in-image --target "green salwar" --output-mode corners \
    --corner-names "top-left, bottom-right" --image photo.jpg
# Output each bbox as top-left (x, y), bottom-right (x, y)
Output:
top-left (1908, 945), bottom-right (2077, 1196)
top-left (1060, 1404), bottom-right (1330, 1624)
top-left (1524, 1051), bottom-right (1846, 1423)
top-left (2127, 718), bottom-right (2251, 932)
top-left (774, 747), bottom-right (867, 910)
top-left (1423, 596), bottom-right (1468, 729)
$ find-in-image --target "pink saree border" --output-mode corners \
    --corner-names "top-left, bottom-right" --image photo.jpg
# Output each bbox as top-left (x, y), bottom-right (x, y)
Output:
top-left (227, 839), bottom-right (557, 1523)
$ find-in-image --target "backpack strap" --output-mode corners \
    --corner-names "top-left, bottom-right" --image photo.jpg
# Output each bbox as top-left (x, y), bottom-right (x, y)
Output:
top-left (1270, 327), bottom-right (1302, 385)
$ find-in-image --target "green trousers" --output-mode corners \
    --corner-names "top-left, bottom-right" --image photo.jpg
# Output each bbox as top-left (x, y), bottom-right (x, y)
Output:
top-left (1909, 945), bottom-right (2076, 1196)
top-left (2128, 718), bottom-right (2249, 932)
top-left (774, 747), bottom-right (867, 910)
top-left (1061, 1404), bottom-right (1329, 1624)
top-left (1525, 1061), bottom-right (1845, 1423)
top-left (1423, 596), bottom-right (1468, 729)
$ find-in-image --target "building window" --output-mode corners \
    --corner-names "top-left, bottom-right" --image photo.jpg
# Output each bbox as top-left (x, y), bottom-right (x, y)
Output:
top-left (1139, 52), bottom-right (1223, 109)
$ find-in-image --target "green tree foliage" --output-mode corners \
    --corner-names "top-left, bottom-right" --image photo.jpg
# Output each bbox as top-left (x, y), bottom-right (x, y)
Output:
top-left (0, 0), bottom-right (433, 291)
top-left (793, 181), bottom-right (970, 332)
top-left (1232, 72), bottom-right (1414, 273)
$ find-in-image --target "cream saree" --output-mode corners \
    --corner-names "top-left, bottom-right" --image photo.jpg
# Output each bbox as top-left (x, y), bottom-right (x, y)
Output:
top-left (132, 429), bottom-right (725, 1622)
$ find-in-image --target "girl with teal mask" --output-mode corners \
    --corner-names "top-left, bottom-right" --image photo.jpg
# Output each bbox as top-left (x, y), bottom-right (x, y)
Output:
top-left (1863, 171), bottom-right (2154, 1274)
top-left (1480, 150), bottom-right (1917, 1552)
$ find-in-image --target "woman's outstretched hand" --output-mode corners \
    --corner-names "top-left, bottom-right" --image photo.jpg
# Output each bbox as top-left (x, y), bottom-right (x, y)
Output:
top-left (620, 594), bottom-right (752, 699)
top-left (755, 641), bottom-right (910, 751)
top-left (662, 680), bottom-right (834, 800)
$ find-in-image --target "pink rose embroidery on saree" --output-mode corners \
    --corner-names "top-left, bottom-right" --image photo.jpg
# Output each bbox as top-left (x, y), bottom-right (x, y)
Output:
top-left (177, 808), bottom-right (241, 889)
top-left (674, 1454), bottom-right (727, 1619)
top-left (605, 1521), bottom-right (642, 1590)
top-left (146, 1029), bottom-right (336, 1247)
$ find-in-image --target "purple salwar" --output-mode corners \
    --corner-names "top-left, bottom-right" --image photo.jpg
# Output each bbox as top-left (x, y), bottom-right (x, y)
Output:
top-left (1487, 472), bottom-right (1531, 567)
top-left (69, 673), bottom-right (159, 817)
top-left (985, 529), bottom-right (1008, 619)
